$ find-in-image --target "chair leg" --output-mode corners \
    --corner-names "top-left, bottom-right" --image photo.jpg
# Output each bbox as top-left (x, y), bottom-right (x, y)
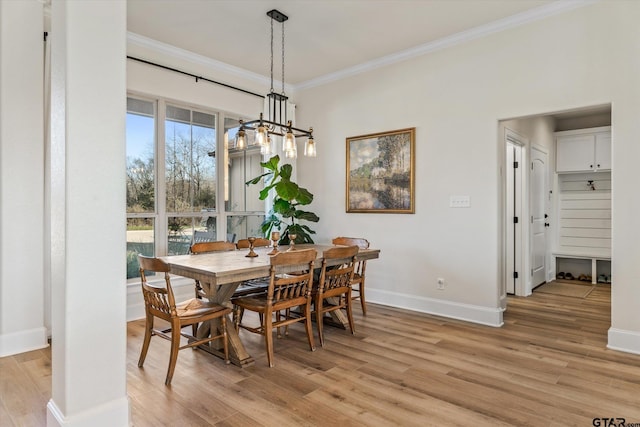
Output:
top-left (346, 289), bottom-right (356, 335)
top-left (165, 320), bottom-right (181, 386)
top-left (359, 282), bottom-right (367, 315)
top-left (138, 314), bottom-right (154, 368)
top-left (264, 311), bottom-right (275, 367)
top-left (316, 297), bottom-right (325, 347)
top-left (304, 302), bottom-right (316, 352)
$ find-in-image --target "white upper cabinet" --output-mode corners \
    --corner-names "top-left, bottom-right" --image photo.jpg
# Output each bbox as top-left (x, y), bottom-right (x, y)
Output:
top-left (556, 126), bottom-right (611, 173)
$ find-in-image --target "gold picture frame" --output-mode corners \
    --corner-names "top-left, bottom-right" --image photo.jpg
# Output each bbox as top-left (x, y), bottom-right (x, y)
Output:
top-left (346, 127), bottom-right (415, 214)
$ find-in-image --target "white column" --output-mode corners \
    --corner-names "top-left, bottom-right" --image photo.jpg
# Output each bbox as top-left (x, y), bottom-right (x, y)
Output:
top-left (47, 1), bottom-right (129, 426)
top-left (0, 0), bottom-right (48, 357)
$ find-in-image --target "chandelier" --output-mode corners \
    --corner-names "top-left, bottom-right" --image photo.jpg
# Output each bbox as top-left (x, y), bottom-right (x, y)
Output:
top-left (235, 9), bottom-right (316, 158)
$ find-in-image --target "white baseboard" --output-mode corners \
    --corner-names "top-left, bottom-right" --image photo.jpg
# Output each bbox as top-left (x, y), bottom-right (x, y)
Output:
top-left (0, 326), bottom-right (48, 357)
top-left (47, 396), bottom-right (130, 427)
top-left (607, 327), bottom-right (640, 355)
top-left (367, 288), bottom-right (503, 327)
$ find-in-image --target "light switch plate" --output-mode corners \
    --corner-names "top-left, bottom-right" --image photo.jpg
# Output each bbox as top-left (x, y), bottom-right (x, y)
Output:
top-left (450, 195), bottom-right (470, 208)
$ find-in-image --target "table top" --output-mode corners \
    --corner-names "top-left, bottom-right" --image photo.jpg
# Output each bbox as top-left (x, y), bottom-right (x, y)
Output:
top-left (160, 243), bottom-right (380, 285)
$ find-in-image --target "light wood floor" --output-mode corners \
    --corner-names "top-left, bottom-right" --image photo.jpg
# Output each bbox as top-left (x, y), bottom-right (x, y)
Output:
top-left (3, 284), bottom-right (640, 426)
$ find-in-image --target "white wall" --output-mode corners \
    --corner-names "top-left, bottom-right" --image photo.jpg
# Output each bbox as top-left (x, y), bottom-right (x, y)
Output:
top-left (295, 1), bottom-right (640, 349)
top-left (0, 0), bottom-right (48, 357)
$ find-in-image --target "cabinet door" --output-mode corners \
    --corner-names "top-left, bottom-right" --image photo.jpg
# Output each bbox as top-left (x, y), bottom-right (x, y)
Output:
top-left (556, 134), bottom-right (595, 172)
top-left (594, 132), bottom-right (611, 170)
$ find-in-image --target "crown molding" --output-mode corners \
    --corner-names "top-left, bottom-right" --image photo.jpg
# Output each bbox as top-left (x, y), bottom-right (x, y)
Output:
top-left (127, 32), bottom-right (297, 94)
top-left (127, 1), bottom-right (596, 94)
top-left (295, 0), bottom-right (598, 91)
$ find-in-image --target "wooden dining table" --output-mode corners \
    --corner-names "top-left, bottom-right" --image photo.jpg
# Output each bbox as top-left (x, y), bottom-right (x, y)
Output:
top-left (160, 243), bottom-right (380, 367)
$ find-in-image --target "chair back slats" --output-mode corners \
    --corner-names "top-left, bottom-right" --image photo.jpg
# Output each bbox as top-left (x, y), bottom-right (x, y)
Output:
top-left (190, 241), bottom-right (236, 254)
top-left (320, 246), bottom-right (359, 293)
top-left (268, 249), bottom-right (316, 305)
top-left (138, 255), bottom-right (177, 317)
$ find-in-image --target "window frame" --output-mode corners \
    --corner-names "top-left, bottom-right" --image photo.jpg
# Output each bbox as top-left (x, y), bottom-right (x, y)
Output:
top-left (126, 92), bottom-right (266, 282)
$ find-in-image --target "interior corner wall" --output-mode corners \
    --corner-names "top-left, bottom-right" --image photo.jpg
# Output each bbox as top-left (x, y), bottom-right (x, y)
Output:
top-left (294, 1), bottom-right (640, 343)
top-left (0, 0), bottom-right (48, 357)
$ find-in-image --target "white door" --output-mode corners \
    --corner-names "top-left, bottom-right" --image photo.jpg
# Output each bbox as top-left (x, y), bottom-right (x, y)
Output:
top-left (530, 146), bottom-right (548, 288)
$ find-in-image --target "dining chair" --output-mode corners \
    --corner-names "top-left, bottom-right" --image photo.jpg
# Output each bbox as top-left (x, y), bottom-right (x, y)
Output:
top-left (236, 237), bottom-right (271, 249)
top-left (232, 249), bottom-right (317, 367)
top-left (189, 241), bottom-right (237, 300)
top-left (314, 245), bottom-right (359, 347)
top-left (332, 237), bottom-right (370, 315)
top-left (137, 255), bottom-right (231, 386)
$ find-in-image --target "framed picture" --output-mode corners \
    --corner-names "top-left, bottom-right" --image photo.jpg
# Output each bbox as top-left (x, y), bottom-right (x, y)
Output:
top-left (346, 127), bottom-right (415, 214)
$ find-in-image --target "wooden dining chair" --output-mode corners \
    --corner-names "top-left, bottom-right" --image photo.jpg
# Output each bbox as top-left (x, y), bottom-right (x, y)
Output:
top-left (332, 237), bottom-right (370, 315)
top-left (137, 255), bottom-right (232, 386)
top-left (314, 245), bottom-right (359, 347)
top-left (236, 237), bottom-right (271, 249)
top-left (189, 241), bottom-right (237, 300)
top-left (232, 249), bottom-right (317, 367)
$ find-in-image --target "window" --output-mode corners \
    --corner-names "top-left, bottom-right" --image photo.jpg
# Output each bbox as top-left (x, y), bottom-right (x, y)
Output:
top-left (126, 96), bottom-right (265, 280)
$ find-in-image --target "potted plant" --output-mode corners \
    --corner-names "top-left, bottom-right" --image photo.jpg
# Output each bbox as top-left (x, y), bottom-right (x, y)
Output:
top-left (246, 155), bottom-right (319, 244)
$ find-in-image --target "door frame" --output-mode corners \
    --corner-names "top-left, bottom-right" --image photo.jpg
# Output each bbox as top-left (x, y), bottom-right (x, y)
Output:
top-left (503, 128), bottom-right (529, 298)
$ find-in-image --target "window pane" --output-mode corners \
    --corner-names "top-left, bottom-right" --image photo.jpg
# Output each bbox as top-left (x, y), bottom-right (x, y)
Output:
top-left (167, 216), bottom-right (217, 254)
top-left (227, 215), bottom-right (265, 241)
top-left (126, 98), bottom-right (155, 214)
top-left (224, 118), bottom-right (264, 212)
top-left (126, 218), bottom-right (154, 279)
top-left (165, 106), bottom-right (216, 213)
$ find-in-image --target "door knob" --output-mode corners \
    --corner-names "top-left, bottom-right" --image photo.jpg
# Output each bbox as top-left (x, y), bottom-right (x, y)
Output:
top-left (544, 223), bottom-right (550, 227)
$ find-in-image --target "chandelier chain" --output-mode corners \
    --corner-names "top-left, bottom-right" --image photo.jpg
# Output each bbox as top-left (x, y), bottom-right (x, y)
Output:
top-left (269, 17), bottom-right (274, 93)
top-left (281, 21), bottom-right (285, 95)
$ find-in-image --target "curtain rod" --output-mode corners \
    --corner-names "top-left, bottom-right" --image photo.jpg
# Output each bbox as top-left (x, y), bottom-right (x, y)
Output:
top-left (126, 56), bottom-right (265, 100)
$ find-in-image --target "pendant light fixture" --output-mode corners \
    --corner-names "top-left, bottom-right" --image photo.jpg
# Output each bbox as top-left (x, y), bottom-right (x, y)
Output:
top-left (235, 9), bottom-right (316, 158)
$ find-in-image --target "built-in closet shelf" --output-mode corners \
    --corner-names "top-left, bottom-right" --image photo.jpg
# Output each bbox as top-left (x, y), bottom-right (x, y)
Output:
top-left (553, 253), bottom-right (611, 285)
top-left (555, 126), bottom-right (611, 173)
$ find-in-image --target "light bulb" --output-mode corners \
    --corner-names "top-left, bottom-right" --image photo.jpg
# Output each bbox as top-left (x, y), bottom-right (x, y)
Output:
top-left (256, 125), bottom-right (267, 147)
top-left (236, 129), bottom-right (246, 150)
top-left (283, 130), bottom-right (295, 152)
top-left (304, 137), bottom-right (316, 157)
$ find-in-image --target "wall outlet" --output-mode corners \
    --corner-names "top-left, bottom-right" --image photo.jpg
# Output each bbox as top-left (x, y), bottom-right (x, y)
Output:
top-left (437, 278), bottom-right (445, 290)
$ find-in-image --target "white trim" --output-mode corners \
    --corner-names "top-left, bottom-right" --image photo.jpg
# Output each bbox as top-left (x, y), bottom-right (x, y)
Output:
top-left (367, 288), bottom-right (503, 327)
top-left (607, 328), bottom-right (640, 355)
top-left (127, 32), bottom-right (284, 91)
top-left (0, 327), bottom-right (48, 357)
top-left (296, 0), bottom-right (596, 90)
top-left (126, 2), bottom-right (595, 92)
top-left (47, 396), bottom-right (130, 427)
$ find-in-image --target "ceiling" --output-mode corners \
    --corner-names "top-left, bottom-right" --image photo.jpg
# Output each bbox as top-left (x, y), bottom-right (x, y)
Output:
top-left (127, 0), bottom-right (562, 87)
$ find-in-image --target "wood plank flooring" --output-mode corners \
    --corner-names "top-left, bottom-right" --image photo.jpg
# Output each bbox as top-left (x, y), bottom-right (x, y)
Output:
top-left (3, 284), bottom-right (640, 426)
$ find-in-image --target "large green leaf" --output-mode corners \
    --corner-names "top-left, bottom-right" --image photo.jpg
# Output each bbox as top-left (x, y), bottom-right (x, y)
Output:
top-left (259, 182), bottom-right (277, 200)
top-left (280, 163), bottom-right (293, 180)
top-left (260, 155), bottom-right (280, 172)
top-left (293, 210), bottom-right (320, 222)
top-left (275, 180), bottom-right (299, 201)
top-left (296, 187), bottom-right (313, 205)
top-left (273, 199), bottom-right (294, 217)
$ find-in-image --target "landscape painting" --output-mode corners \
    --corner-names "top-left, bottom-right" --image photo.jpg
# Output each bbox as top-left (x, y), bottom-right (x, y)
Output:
top-left (346, 128), bottom-right (415, 213)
